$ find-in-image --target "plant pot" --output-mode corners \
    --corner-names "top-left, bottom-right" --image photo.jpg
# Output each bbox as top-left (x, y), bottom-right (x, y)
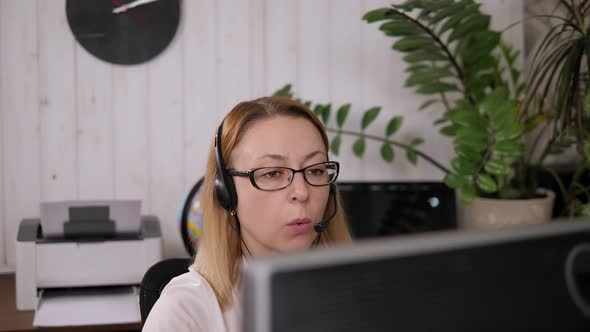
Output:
top-left (459, 189), bottom-right (555, 230)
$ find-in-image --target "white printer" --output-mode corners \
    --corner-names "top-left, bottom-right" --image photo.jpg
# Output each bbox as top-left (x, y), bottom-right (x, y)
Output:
top-left (15, 200), bottom-right (163, 315)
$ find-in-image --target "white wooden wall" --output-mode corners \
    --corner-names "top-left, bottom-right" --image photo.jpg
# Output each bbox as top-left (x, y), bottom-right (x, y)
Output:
top-left (0, 0), bottom-right (523, 270)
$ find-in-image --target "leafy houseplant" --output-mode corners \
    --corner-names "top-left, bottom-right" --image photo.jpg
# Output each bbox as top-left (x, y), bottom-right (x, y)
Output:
top-left (520, 0), bottom-right (590, 216)
top-left (275, 0), bottom-right (590, 218)
top-left (280, 0), bottom-right (522, 205)
top-left (361, 0), bottom-right (533, 205)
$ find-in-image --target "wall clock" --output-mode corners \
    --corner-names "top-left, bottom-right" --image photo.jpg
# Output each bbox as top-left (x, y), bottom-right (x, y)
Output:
top-left (66, 0), bottom-right (181, 65)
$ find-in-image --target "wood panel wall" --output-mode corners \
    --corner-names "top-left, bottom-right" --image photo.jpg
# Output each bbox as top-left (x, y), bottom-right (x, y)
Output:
top-left (0, 0), bottom-right (523, 269)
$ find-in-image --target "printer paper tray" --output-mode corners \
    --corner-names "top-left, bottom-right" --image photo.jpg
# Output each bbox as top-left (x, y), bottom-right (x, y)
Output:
top-left (36, 240), bottom-right (148, 287)
top-left (33, 286), bottom-right (140, 327)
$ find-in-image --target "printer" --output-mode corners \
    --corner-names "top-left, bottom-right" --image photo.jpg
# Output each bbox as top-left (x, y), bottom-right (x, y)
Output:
top-left (16, 200), bottom-right (163, 313)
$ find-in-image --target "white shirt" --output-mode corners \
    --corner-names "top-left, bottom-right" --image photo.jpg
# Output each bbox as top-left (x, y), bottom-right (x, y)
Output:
top-left (142, 268), bottom-right (241, 332)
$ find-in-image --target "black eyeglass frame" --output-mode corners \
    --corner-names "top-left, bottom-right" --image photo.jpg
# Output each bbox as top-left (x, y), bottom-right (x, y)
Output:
top-left (227, 161), bottom-right (340, 191)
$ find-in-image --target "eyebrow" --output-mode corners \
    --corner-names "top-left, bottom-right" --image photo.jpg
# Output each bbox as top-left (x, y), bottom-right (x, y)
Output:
top-left (256, 150), bottom-right (325, 163)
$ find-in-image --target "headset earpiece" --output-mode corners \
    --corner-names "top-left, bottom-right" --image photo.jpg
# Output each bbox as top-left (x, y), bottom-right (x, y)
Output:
top-left (214, 122), bottom-right (238, 211)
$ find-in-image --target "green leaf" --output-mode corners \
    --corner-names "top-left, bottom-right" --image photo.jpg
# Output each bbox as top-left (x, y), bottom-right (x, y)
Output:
top-left (379, 21), bottom-right (422, 37)
top-left (479, 87), bottom-right (509, 116)
top-left (313, 104), bottom-right (324, 118)
top-left (439, 124), bottom-right (458, 136)
top-left (380, 143), bottom-right (394, 162)
top-left (464, 54), bottom-right (497, 73)
top-left (405, 67), bottom-right (454, 87)
top-left (490, 102), bottom-right (518, 131)
top-left (361, 107), bottom-right (381, 130)
top-left (336, 104), bottom-right (350, 128)
top-left (353, 137), bottom-right (365, 158)
top-left (439, 3), bottom-right (480, 35)
top-left (404, 52), bottom-right (448, 63)
top-left (463, 31), bottom-right (501, 63)
top-left (386, 116), bottom-right (403, 136)
top-left (362, 8), bottom-right (394, 23)
top-left (410, 137), bottom-right (424, 146)
top-left (321, 104), bottom-right (331, 124)
top-left (303, 100), bottom-right (312, 108)
top-left (492, 140), bottom-right (524, 157)
top-left (443, 173), bottom-right (464, 189)
top-left (419, 99), bottom-right (439, 110)
top-left (393, 36), bottom-right (437, 52)
top-left (451, 157), bottom-right (477, 175)
top-left (455, 140), bottom-right (488, 153)
top-left (416, 82), bottom-right (459, 95)
top-left (449, 110), bottom-right (487, 130)
top-left (476, 173), bottom-right (497, 193)
top-left (494, 123), bottom-right (525, 141)
top-left (448, 15), bottom-right (491, 43)
top-left (456, 127), bottom-right (488, 140)
top-left (405, 64), bottom-right (429, 73)
top-left (456, 144), bottom-right (482, 161)
top-left (430, 1), bottom-right (467, 25)
top-left (312, 104), bottom-right (331, 125)
top-left (273, 84), bottom-right (293, 97)
top-left (406, 147), bottom-right (418, 165)
top-left (393, 0), bottom-right (427, 11)
top-left (459, 182), bottom-right (477, 204)
top-left (434, 117), bottom-right (447, 125)
top-left (483, 159), bottom-right (510, 176)
top-left (330, 135), bottom-right (341, 156)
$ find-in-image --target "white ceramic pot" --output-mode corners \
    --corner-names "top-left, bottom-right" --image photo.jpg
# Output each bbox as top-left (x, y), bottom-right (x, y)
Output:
top-left (460, 189), bottom-right (555, 230)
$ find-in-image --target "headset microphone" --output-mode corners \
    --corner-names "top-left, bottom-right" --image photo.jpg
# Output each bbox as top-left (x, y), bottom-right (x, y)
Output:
top-left (314, 185), bottom-right (337, 233)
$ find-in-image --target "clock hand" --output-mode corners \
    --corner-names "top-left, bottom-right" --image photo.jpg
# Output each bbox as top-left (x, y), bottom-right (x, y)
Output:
top-left (112, 0), bottom-right (159, 14)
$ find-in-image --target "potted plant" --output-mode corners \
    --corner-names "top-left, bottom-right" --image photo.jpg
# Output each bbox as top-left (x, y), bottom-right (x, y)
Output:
top-left (520, 0), bottom-right (590, 218)
top-left (275, 0), bottom-right (590, 230)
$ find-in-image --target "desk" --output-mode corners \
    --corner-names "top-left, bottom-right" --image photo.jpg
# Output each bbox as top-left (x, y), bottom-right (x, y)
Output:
top-left (0, 274), bottom-right (141, 332)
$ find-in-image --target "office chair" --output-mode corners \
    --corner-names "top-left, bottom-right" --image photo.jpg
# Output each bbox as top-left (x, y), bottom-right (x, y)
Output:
top-left (139, 257), bottom-right (193, 324)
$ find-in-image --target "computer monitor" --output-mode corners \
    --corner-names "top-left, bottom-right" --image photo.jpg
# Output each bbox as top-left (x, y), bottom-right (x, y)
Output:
top-left (241, 218), bottom-right (590, 332)
top-left (337, 181), bottom-right (456, 238)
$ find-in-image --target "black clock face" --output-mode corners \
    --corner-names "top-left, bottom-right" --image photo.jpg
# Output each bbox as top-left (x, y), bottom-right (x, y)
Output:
top-left (66, 0), bottom-right (180, 65)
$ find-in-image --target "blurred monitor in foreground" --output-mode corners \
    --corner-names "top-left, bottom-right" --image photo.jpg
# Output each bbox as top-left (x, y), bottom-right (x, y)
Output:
top-left (242, 218), bottom-right (590, 332)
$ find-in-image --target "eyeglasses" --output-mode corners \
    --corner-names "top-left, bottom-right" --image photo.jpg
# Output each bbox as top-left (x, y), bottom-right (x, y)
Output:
top-left (228, 161), bottom-right (339, 191)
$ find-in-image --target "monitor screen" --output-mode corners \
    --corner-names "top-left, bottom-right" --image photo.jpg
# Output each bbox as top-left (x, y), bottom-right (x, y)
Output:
top-left (337, 181), bottom-right (456, 238)
top-left (241, 218), bottom-right (590, 332)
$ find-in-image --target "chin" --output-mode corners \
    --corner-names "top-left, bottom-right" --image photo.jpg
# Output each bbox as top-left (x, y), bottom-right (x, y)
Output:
top-left (277, 236), bottom-right (315, 253)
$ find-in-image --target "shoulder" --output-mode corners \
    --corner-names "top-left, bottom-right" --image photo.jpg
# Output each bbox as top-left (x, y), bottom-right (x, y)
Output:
top-left (142, 271), bottom-right (226, 332)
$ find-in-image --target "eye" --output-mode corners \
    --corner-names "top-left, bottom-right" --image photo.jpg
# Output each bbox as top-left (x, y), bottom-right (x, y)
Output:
top-left (261, 169), bottom-right (286, 179)
top-left (306, 167), bottom-right (326, 176)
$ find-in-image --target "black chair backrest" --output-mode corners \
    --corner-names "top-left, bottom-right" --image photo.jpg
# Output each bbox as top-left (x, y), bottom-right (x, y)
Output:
top-left (140, 258), bottom-right (193, 325)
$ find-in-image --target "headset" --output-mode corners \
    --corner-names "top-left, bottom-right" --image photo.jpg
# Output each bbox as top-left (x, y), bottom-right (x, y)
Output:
top-left (214, 121), bottom-right (238, 212)
top-left (213, 120), bottom-right (337, 233)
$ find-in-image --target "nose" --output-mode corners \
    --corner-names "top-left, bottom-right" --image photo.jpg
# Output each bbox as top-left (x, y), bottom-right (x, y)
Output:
top-left (289, 171), bottom-right (309, 202)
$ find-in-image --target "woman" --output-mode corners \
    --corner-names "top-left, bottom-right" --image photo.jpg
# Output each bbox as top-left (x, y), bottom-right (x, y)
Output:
top-left (143, 96), bottom-right (352, 331)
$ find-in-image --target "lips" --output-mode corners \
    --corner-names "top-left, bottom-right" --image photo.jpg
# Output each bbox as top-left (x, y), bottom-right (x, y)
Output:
top-left (287, 218), bottom-right (312, 234)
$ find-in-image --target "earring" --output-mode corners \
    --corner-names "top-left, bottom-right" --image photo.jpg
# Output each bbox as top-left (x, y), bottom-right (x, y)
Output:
top-left (230, 210), bottom-right (237, 216)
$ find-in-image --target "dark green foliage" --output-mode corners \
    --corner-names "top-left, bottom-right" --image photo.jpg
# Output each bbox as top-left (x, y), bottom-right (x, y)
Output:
top-left (363, 0), bottom-right (529, 203)
top-left (272, 84), bottom-right (434, 170)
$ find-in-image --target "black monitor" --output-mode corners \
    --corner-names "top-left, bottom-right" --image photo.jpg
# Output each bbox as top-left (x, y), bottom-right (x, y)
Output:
top-left (337, 181), bottom-right (456, 238)
top-left (241, 218), bottom-right (590, 332)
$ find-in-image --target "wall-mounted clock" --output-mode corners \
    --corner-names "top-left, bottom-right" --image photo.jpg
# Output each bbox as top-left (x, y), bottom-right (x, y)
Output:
top-left (66, 0), bottom-right (181, 65)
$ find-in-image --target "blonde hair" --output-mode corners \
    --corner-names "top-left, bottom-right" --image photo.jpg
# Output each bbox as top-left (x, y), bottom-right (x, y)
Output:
top-left (193, 96), bottom-right (352, 310)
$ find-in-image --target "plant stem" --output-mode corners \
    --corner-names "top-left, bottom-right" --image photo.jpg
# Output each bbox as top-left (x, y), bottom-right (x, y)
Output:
top-left (326, 128), bottom-right (451, 174)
